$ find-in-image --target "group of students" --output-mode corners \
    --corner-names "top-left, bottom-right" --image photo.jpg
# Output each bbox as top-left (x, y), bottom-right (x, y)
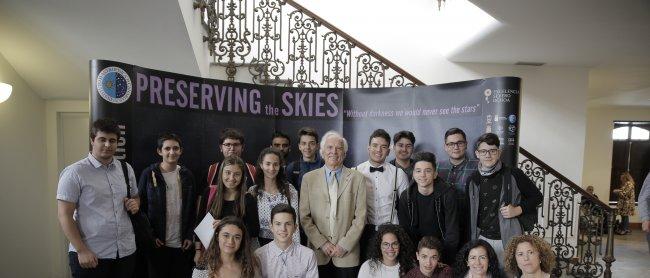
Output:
top-left (57, 118), bottom-right (546, 278)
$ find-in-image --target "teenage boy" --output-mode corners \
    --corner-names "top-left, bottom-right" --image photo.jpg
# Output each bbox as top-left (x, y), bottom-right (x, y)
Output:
top-left (255, 204), bottom-right (319, 278)
top-left (437, 127), bottom-right (478, 249)
top-left (389, 130), bottom-right (416, 181)
top-left (205, 128), bottom-right (256, 191)
top-left (356, 129), bottom-right (408, 259)
top-left (138, 134), bottom-right (197, 278)
top-left (466, 133), bottom-right (542, 264)
top-left (285, 127), bottom-right (324, 192)
top-left (271, 131), bottom-right (292, 164)
top-left (57, 118), bottom-right (140, 277)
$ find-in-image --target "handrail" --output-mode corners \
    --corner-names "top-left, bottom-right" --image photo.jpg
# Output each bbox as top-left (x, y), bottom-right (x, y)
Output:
top-left (519, 147), bottom-right (614, 211)
top-left (284, 0), bottom-right (426, 86)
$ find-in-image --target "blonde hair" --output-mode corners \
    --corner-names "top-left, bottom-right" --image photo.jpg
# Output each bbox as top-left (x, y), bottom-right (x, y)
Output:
top-left (504, 234), bottom-right (555, 276)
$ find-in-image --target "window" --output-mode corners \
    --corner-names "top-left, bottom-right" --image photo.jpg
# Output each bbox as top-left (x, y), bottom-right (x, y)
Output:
top-left (631, 126), bottom-right (650, 140)
top-left (610, 121), bottom-right (650, 203)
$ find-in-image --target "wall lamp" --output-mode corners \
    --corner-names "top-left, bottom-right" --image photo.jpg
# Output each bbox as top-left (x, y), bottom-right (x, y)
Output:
top-left (0, 82), bottom-right (13, 103)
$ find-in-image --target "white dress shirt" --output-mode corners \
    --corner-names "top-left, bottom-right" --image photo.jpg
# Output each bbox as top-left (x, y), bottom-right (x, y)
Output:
top-left (356, 161), bottom-right (409, 226)
top-left (255, 241), bottom-right (319, 278)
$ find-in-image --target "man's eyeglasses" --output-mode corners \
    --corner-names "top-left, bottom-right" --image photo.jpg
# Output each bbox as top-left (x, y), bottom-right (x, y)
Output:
top-left (445, 141), bottom-right (467, 148)
top-left (222, 143), bottom-right (242, 148)
top-left (476, 149), bottom-right (499, 156)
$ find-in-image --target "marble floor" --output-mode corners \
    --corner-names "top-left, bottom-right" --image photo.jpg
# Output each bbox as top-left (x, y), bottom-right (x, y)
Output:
top-left (610, 229), bottom-right (650, 277)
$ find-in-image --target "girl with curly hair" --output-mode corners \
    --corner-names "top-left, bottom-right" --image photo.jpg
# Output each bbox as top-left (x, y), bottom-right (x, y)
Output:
top-left (192, 216), bottom-right (260, 278)
top-left (504, 235), bottom-right (555, 278)
top-left (454, 240), bottom-right (505, 278)
top-left (249, 147), bottom-right (300, 246)
top-left (357, 224), bottom-right (415, 277)
top-left (404, 236), bottom-right (453, 278)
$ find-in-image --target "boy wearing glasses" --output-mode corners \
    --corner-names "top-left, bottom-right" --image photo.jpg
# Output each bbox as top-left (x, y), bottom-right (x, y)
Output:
top-left (466, 133), bottom-right (542, 264)
top-left (205, 128), bottom-right (257, 190)
top-left (437, 128), bottom-right (478, 250)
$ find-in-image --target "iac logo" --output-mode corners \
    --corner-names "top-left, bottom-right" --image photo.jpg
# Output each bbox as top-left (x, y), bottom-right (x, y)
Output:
top-left (96, 66), bottom-right (132, 104)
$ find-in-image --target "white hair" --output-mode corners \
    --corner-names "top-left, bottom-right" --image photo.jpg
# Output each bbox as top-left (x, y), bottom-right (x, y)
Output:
top-left (319, 130), bottom-right (348, 158)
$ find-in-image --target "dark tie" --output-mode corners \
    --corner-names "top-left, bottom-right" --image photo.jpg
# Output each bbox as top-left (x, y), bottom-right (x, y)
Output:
top-left (370, 166), bottom-right (384, 173)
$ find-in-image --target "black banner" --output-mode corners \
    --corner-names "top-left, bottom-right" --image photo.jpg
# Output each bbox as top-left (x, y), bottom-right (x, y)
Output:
top-left (90, 59), bottom-right (521, 181)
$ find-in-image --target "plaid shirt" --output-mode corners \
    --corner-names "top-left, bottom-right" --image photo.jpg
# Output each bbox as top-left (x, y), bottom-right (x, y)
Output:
top-left (437, 157), bottom-right (478, 196)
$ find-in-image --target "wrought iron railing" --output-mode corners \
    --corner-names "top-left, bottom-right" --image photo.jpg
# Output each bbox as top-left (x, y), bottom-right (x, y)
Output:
top-left (518, 147), bottom-right (616, 278)
top-left (194, 0), bottom-right (425, 87)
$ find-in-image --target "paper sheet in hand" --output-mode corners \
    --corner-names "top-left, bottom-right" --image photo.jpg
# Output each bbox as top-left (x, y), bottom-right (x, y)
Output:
top-left (194, 212), bottom-right (215, 248)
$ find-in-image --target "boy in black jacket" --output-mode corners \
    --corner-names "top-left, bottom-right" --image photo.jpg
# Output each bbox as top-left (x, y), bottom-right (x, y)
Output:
top-left (398, 152), bottom-right (458, 264)
top-left (138, 134), bottom-right (196, 278)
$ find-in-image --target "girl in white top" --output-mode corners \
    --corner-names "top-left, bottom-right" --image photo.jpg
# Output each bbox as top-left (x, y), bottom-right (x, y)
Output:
top-left (249, 147), bottom-right (300, 246)
top-left (358, 224), bottom-right (415, 278)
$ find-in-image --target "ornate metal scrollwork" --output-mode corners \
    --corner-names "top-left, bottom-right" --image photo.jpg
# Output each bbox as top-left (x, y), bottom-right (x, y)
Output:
top-left (518, 148), bottom-right (615, 278)
top-left (197, 0), bottom-right (420, 87)
top-left (287, 10), bottom-right (319, 88)
top-left (356, 53), bottom-right (387, 88)
top-left (248, 0), bottom-right (286, 85)
top-left (322, 32), bottom-right (352, 88)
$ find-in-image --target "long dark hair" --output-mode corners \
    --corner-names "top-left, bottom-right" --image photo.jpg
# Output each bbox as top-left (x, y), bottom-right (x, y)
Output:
top-left (253, 147), bottom-right (292, 204)
top-left (210, 156), bottom-right (247, 218)
top-left (203, 216), bottom-right (259, 278)
top-left (366, 224), bottom-right (415, 276)
top-left (454, 239), bottom-right (503, 278)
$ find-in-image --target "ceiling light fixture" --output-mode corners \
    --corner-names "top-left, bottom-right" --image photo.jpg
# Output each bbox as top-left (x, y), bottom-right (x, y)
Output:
top-left (0, 82), bottom-right (13, 103)
top-left (436, 0), bottom-right (446, 10)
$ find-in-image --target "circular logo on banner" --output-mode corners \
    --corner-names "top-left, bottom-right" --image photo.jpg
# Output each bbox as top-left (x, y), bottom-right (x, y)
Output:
top-left (508, 114), bottom-right (517, 124)
top-left (96, 67), bottom-right (132, 104)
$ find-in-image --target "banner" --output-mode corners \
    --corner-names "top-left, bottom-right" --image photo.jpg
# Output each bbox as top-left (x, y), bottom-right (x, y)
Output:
top-left (90, 59), bottom-right (521, 184)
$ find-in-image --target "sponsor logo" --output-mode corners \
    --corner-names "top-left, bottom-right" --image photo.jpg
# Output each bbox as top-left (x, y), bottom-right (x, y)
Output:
top-left (484, 89), bottom-right (492, 103)
top-left (508, 138), bottom-right (516, 146)
top-left (96, 67), bottom-right (132, 104)
top-left (508, 114), bottom-right (517, 124)
top-left (486, 115), bottom-right (492, 124)
top-left (508, 125), bottom-right (516, 133)
top-left (486, 126), bottom-right (492, 133)
top-left (494, 115), bottom-right (499, 122)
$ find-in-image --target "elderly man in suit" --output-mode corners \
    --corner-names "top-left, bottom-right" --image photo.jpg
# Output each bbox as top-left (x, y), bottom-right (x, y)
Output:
top-left (300, 130), bottom-right (367, 277)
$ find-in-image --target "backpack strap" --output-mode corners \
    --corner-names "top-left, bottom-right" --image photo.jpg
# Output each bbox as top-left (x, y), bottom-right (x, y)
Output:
top-left (246, 163), bottom-right (256, 184)
top-left (206, 185), bottom-right (218, 212)
top-left (207, 162), bottom-right (220, 186)
top-left (120, 160), bottom-right (132, 198)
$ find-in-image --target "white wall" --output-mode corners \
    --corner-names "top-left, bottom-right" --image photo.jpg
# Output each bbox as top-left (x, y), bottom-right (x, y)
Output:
top-left (0, 53), bottom-right (49, 276)
top-left (45, 101), bottom-right (89, 277)
top-left (583, 105), bottom-right (650, 223)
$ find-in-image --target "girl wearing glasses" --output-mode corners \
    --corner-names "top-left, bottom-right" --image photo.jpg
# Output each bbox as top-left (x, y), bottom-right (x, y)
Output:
top-left (357, 224), bottom-right (415, 277)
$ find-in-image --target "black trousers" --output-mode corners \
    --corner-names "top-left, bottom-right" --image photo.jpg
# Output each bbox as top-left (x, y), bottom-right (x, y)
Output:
top-left (147, 246), bottom-right (194, 278)
top-left (317, 261), bottom-right (358, 278)
top-left (69, 252), bottom-right (136, 278)
top-left (359, 224), bottom-right (377, 262)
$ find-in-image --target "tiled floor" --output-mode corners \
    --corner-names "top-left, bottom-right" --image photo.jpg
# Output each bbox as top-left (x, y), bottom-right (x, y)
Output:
top-left (610, 229), bottom-right (650, 277)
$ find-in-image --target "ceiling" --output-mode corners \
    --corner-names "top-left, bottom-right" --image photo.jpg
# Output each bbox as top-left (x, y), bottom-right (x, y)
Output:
top-left (0, 0), bottom-right (648, 105)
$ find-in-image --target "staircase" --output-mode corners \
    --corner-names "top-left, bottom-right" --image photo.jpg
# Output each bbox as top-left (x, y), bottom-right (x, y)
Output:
top-left (191, 1), bottom-right (616, 277)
